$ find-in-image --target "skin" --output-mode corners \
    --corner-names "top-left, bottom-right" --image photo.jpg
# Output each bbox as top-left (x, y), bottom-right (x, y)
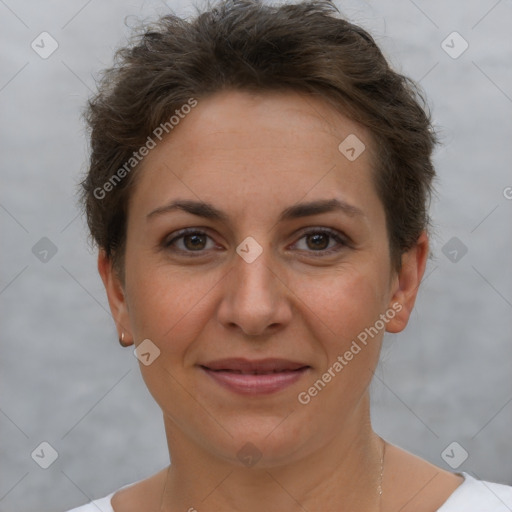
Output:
top-left (99, 89), bottom-right (463, 511)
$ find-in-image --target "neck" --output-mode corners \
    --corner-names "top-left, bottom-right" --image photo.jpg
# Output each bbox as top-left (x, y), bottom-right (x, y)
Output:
top-left (161, 393), bottom-right (384, 512)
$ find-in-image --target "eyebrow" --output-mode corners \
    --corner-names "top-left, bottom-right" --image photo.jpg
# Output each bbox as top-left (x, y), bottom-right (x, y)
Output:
top-left (146, 198), bottom-right (364, 223)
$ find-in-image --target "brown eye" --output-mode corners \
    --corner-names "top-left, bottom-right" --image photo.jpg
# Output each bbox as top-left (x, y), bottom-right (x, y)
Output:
top-left (182, 233), bottom-right (208, 250)
top-left (164, 229), bottom-right (215, 254)
top-left (292, 228), bottom-right (348, 255)
top-left (306, 232), bottom-right (330, 250)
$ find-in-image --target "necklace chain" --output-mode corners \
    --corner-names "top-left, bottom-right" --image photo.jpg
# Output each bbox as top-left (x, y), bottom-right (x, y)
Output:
top-left (159, 439), bottom-right (386, 511)
top-left (158, 465), bottom-right (171, 512)
top-left (378, 437), bottom-right (386, 511)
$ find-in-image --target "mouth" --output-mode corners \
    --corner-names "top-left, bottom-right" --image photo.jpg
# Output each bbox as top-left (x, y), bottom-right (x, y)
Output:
top-left (198, 358), bottom-right (311, 395)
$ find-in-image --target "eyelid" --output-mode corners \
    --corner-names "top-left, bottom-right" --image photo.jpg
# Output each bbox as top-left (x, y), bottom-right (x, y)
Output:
top-left (289, 226), bottom-right (350, 254)
top-left (293, 226), bottom-right (350, 242)
top-left (162, 226), bottom-right (351, 256)
top-left (162, 227), bottom-right (220, 253)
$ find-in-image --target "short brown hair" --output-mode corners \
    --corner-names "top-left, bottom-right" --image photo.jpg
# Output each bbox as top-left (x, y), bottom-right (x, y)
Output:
top-left (80, 0), bottom-right (437, 278)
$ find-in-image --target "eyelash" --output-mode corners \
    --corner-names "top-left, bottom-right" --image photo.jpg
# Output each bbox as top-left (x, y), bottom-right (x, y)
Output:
top-left (163, 227), bottom-right (350, 257)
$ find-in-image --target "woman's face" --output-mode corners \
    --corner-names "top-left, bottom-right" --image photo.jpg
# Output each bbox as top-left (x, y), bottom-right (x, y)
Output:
top-left (101, 89), bottom-right (426, 467)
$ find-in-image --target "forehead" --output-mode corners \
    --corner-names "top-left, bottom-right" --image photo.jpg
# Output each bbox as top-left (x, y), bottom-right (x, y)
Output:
top-left (129, 89), bottom-right (381, 223)
top-left (155, 89), bottom-right (371, 163)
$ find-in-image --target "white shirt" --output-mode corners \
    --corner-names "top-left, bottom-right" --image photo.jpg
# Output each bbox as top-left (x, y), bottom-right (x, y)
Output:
top-left (66, 472), bottom-right (512, 511)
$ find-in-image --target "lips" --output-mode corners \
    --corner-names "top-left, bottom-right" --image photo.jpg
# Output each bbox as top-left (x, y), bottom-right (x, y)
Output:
top-left (201, 358), bottom-right (309, 373)
top-left (199, 358), bottom-right (310, 395)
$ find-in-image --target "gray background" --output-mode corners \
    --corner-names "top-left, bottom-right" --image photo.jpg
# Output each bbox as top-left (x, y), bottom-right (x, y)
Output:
top-left (1, 0), bottom-right (511, 511)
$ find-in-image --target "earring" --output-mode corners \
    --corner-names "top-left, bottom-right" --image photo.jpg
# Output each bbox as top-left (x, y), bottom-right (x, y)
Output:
top-left (119, 331), bottom-right (130, 347)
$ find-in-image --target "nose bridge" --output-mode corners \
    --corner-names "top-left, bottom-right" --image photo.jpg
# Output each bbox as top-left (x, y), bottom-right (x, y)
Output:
top-left (218, 235), bottom-right (290, 335)
top-left (233, 236), bottom-right (279, 306)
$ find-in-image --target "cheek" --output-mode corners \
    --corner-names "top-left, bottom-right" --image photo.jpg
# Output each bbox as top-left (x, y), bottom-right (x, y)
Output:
top-left (291, 265), bottom-right (389, 346)
top-left (124, 262), bottom-right (216, 415)
top-left (292, 271), bottom-right (386, 422)
top-left (125, 258), bottom-right (219, 354)
top-left (126, 250), bottom-right (390, 354)
top-left (289, 266), bottom-right (389, 405)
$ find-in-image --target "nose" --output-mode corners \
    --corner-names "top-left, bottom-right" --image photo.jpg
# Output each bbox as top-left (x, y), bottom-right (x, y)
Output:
top-left (216, 243), bottom-right (293, 338)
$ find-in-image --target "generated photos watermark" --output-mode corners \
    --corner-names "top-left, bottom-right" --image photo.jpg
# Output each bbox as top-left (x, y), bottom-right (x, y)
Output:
top-left (297, 302), bottom-right (402, 405)
top-left (93, 97), bottom-right (198, 200)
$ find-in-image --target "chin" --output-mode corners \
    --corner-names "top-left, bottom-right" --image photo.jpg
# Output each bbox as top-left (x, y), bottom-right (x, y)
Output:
top-left (206, 415), bottom-right (316, 469)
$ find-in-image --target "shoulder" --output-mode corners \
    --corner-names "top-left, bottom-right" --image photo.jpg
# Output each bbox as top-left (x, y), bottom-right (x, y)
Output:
top-left (64, 468), bottom-right (168, 512)
top-left (382, 442), bottom-right (510, 512)
top-left (64, 492), bottom-right (115, 512)
top-left (437, 472), bottom-right (512, 512)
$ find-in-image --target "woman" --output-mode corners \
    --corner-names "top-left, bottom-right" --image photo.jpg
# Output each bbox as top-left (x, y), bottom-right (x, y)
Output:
top-left (68, 0), bottom-right (512, 510)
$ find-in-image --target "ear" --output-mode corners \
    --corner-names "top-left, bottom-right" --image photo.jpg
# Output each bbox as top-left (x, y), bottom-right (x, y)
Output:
top-left (97, 249), bottom-right (134, 346)
top-left (385, 231), bottom-right (429, 333)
